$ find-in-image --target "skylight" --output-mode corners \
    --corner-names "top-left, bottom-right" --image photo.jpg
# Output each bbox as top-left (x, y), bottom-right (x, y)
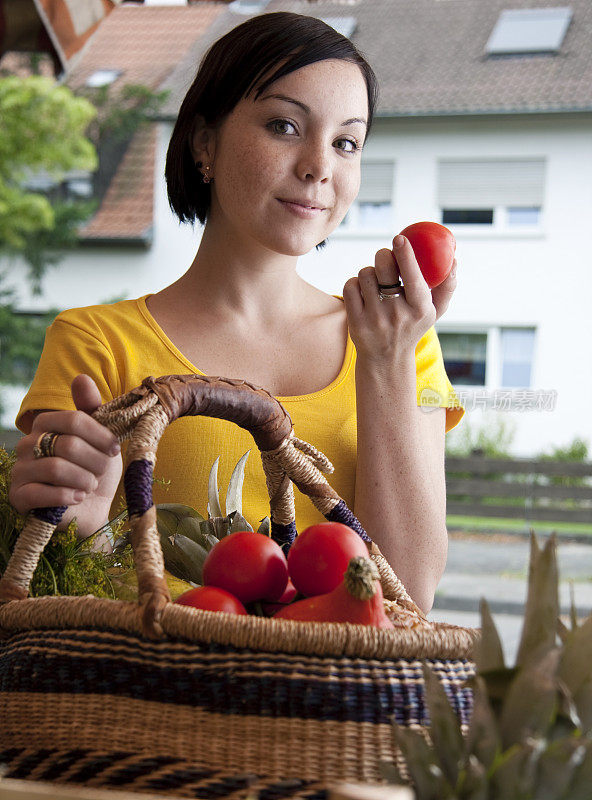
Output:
top-left (486, 7), bottom-right (573, 55)
top-left (86, 69), bottom-right (122, 88)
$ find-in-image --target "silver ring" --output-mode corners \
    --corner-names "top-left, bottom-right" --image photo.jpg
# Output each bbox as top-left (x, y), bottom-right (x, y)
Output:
top-left (378, 280), bottom-right (404, 301)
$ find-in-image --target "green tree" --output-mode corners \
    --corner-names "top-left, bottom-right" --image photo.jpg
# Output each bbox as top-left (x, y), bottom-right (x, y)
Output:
top-left (0, 75), bottom-right (98, 254)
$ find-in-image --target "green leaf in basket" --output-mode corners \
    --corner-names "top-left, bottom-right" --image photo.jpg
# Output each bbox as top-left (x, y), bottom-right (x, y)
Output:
top-left (208, 456), bottom-right (223, 519)
top-left (421, 662), bottom-right (465, 788)
top-left (226, 450), bottom-right (250, 516)
top-left (167, 533), bottom-right (209, 584)
top-left (157, 502), bottom-right (205, 521)
top-left (257, 516), bottom-right (271, 536)
top-left (159, 535), bottom-right (202, 584)
top-left (177, 516), bottom-right (209, 548)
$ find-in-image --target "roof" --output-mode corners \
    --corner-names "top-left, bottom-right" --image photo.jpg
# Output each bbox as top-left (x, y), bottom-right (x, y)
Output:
top-left (62, 2), bottom-right (226, 243)
top-left (160, 0), bottom-right (592, 118)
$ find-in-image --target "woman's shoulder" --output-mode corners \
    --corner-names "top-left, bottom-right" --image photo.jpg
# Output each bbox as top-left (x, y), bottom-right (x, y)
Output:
top-left (52, 295), bottom-right (150, 333)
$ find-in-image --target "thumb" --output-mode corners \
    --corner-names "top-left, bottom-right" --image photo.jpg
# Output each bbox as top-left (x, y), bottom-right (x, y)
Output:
top-left (71, 374), bottom-right (103, 414)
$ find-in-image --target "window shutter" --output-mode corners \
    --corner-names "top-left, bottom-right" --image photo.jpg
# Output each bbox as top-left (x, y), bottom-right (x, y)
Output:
top-left (358, 161), bottom-right (394, 204)
top-left (438, 159), bottom-right (545, 207)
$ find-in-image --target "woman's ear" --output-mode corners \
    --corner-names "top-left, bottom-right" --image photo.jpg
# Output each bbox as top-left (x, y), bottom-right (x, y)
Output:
top-left (190, 115), bottom-right (216, 166)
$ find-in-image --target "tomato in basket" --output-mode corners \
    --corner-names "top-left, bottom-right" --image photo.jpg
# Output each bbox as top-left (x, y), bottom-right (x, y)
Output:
top-left (203, 530), bottom-right (289, 604)
top-left (174, 585), bottom-right (248, 615)
top-left (287, 522), bottom-right (369, 597)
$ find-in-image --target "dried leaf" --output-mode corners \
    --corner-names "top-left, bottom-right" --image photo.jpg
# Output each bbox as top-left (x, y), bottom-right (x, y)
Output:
top-left (573, 674), bottom-right (592, 733)
top-left (474, 598), bottom-right (505, 672)
top-left (206, 517), bottom-right (232, 540)
top-left (391, 725), bottom-right (451, 800)
top-left (178, 516), bottom-right (208, 547)
top-left (532, 737), bottom-right (587, 800)
top-left (465, 675), bottom-right (500, 771)
top-left (421, 662), bottom-right (465, 787)
top-left (558, 615), bottom-right (592, 699)
top-left (226, 450), bottom-right (250, 516)
top-left (499, 648), bottom-right (560, 750)
top-left (159, 535), bottom-right (200, 584)
top-left (564, 740), bottom-right (592, 800)
top-left (258, 516), bottom-right (271, 536)
top-left (515, 533), bottom-right (559, 668)
top-left (230, 511), bottom-right (254, 533)
top-left (491, 740), bottom-right (541, 800)
top-left (207, 456), bottom-right (223, 519)
top-left (455, 755), bottom-right (488, 800)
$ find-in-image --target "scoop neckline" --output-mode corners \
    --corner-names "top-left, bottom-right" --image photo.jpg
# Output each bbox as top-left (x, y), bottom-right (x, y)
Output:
top-left (136, 293), bottom-right (354, 402)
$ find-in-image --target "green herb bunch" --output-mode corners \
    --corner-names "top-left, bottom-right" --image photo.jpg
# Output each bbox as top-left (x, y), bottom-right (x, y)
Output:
top-left (382, 534), bottom-right (592, 800)
top-left (0, 446), bottom-right (134, 598)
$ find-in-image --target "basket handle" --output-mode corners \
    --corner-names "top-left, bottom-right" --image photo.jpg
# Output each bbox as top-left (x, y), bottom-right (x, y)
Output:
top-left (0, 374), bottom-right (425, 635)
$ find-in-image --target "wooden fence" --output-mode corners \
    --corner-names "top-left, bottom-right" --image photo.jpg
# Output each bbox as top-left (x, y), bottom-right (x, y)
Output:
top-left (2, 431), bottom-right (591, 526)
top-left (446, 452), bottom-right (592, 525)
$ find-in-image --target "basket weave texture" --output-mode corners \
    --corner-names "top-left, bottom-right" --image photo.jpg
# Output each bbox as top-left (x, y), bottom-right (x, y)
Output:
top-left (0, 375), bottom-right (479, 799)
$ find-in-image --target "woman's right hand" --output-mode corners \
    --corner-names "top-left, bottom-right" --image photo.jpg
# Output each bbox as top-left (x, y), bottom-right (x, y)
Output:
top-left (9, 375), bottom-right (123, 530)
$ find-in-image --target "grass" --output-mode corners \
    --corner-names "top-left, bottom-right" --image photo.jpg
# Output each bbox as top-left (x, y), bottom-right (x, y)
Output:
top-left (446, 514), bottom-right (592, 537)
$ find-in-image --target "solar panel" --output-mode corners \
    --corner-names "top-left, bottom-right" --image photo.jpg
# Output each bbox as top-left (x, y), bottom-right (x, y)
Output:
top-left (486, 7), bottom-right (573, 54)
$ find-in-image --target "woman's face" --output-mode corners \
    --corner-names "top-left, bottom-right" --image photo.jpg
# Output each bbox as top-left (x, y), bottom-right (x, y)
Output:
top-left (195, 59), bottom-right (369, 257)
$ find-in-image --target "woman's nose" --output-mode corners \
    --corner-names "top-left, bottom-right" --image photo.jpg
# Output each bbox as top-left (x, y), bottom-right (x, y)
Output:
top-left (296, 140), bottom-right (332, 182)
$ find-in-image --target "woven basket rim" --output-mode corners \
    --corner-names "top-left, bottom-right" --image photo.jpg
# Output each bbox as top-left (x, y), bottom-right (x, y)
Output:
top-left (0, 595), bottom-right (480, 660)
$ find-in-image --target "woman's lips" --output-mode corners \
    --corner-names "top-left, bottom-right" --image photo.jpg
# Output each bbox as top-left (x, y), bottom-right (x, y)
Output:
top-left (278, 199), bottom-right (324, 218)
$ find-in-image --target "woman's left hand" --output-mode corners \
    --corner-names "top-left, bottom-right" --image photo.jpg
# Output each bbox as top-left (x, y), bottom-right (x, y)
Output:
top-left (342, 235), bottom-right (457, 367)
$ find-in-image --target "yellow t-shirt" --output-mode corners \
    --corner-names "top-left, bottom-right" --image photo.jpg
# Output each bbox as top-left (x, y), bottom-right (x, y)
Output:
top-left (16, 294), bottom-right (464, 530)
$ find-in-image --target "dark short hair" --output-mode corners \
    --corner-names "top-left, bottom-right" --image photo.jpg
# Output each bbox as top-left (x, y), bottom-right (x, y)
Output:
top-left (165, 11), bottom-right (379, 251)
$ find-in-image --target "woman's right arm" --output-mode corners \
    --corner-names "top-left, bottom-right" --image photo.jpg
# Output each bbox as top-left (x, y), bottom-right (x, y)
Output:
top-left (8, 375), bottom-right (123, 549)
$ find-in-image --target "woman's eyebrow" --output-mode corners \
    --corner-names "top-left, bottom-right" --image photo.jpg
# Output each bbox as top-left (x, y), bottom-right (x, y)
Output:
top-left (258, 93), bottom-right (367, 128)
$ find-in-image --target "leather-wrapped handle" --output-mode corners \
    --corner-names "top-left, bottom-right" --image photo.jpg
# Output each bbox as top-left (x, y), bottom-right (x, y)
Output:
top-left (0, 374), bottom-right (425, 635)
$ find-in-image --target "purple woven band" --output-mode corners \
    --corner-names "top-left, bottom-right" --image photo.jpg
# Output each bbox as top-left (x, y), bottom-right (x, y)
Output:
top-left (326, 500), bottom-right (372, 543)
top-left (124, 459), bottom-right (154, 518)
top-left (32, 505), bottom-right (68, 526)
top-left (271, 520), bottom-right (297, 554)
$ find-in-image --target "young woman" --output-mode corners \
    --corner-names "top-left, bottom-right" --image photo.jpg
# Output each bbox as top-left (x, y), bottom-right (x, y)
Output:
top-left (9, 12), bottom-right (462, 613)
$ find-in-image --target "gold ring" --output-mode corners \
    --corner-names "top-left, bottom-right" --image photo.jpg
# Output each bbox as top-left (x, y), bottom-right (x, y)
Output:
top-left (33, 431), bottom-right (60, 458)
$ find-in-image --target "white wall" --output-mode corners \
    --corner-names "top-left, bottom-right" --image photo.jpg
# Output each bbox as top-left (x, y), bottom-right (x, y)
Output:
top-left (4, 115), bottom-right (592, 458)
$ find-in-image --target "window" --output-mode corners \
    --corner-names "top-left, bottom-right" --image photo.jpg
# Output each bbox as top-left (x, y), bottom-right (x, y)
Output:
top-left (438, 159), bottom-right (545, 231)
top-left (439, 333), bottom-right (487, 386)
top-left (501, 328), bottom-right (535, 387)
top-left (486, 8), bottom-right (572, 55)
top-left (85, 69), bottom-right (121, 88)
top-left (438, 327), bottom-right (536, 389)
top-left (340, 161), bottom-right (393, 231)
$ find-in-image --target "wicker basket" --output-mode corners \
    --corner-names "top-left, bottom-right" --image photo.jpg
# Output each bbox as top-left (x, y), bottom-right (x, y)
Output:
top-left (0, 375), bottom-right (479, 800)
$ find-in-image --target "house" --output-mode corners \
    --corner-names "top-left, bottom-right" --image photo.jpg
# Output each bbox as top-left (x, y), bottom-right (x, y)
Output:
top-left (2, 0), bottom-right (591, 457)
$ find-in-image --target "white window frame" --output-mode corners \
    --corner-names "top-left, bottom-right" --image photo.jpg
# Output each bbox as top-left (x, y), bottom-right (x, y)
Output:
top-left (436, 323), bottom-right (537, 390)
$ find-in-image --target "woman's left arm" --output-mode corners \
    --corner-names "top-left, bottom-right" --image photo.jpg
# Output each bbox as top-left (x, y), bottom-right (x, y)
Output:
top-left (343, 236), bottom-right (457, 614)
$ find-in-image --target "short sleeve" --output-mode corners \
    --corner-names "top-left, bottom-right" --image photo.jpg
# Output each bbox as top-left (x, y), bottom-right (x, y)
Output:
top-left (15, 313), bottom-right (120, 434)
top-left (415, 326), bottom-right (465, 433)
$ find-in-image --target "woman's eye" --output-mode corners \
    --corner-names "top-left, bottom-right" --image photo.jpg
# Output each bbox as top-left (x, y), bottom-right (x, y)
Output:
top-left (267, 119), bottom-right (360, 153)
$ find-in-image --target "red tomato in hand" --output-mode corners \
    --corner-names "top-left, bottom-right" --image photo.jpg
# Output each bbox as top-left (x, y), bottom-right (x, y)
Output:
top-left (174, 585), bottom-right (247, 615)
top-left (203, 531), bottom-right (289, 604)
top-left (398, 221), bottom-right (456, 288)
top-left (287, 522), bottom-right (369, 597)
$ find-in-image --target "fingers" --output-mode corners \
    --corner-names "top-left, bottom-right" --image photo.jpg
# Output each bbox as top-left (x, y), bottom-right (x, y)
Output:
top-left (30, 409), bottom-right (119, 457)
top-left (431, 258), bottom-right (458, 321)
top-left (391, 235), bottom-right (432, 309)
top-left (71, 374), bottom-right (103, 414)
